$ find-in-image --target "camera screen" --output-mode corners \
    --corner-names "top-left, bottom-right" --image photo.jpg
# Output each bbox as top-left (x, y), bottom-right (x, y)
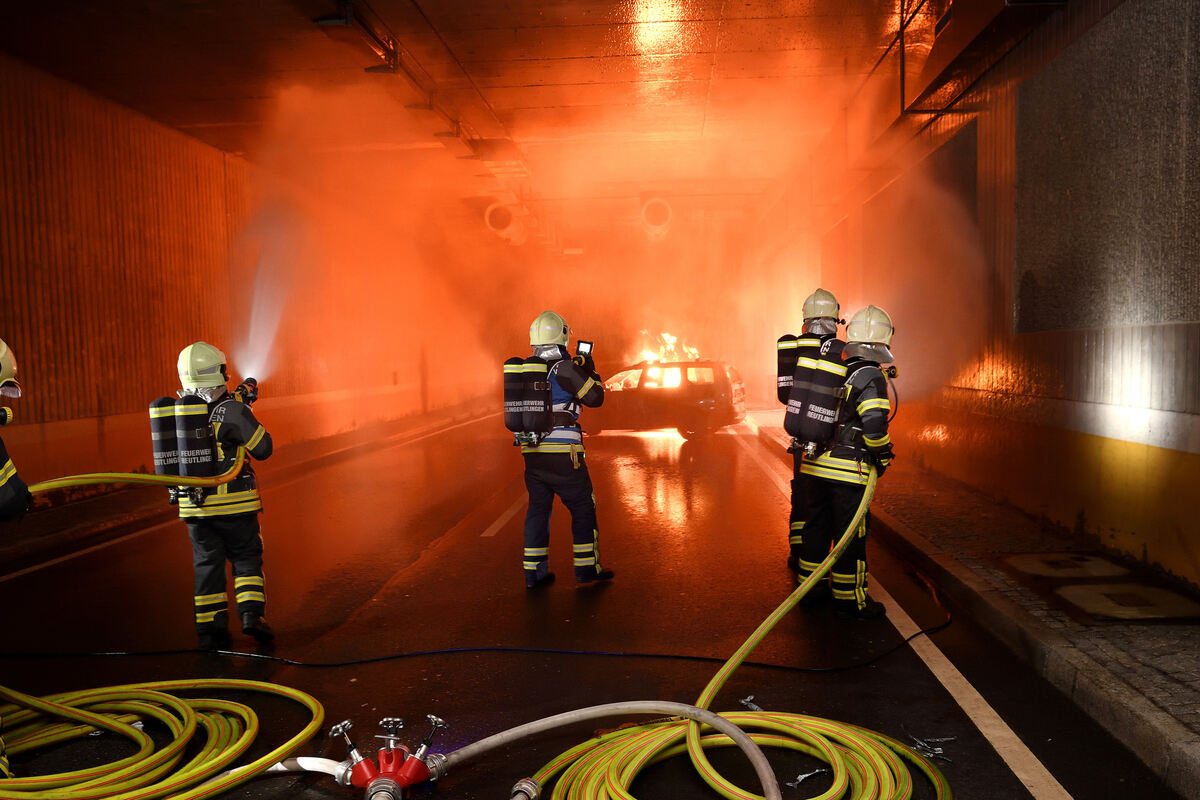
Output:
top-left (577, 340), bottom-right (593, 356)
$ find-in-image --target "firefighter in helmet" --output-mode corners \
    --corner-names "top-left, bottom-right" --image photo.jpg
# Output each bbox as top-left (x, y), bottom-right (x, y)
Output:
top-left (784, 288), bottom-right (845, 576)
top-left (0, 339), bottom-right (33, 522)
top-left (796, 306), bottom-right (895, 620)
top-left (176, 342), bottom-right (275, 648)
top-left (520, 311), bottom-right (613, 589)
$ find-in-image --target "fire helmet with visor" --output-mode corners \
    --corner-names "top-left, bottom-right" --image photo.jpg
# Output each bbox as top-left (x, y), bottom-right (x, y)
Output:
top-left (178, 342), bottom-right (229, 395)
top-left (802, 288), bottom-right (841, 322)
top-left (529, 311), bottom-right (570, 347)
top-left (844, 305), bottom-right (895, 363)
top-left (0, 339), bottom-right (21, 399)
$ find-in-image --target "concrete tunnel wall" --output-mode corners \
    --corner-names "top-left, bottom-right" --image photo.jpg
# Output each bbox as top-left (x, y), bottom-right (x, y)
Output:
top-left (769, 0), bottom-right (1200, 588)
top-left (0, 52), bottom-right (488, 484)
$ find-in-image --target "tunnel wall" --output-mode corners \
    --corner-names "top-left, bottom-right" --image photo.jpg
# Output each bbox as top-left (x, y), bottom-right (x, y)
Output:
top-left (808, 0), bottom-right (1200, 586)
top-left (0, 53), bottom-right (477, 483)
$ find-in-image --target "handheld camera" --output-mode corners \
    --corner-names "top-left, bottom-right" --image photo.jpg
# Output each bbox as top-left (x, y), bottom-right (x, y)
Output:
top-left (576, 340), bottom-right (594, 357)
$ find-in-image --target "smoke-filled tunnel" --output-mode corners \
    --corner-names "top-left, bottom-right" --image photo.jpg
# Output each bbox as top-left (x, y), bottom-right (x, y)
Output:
top-left (0, 1), bottom-right (1198, 799)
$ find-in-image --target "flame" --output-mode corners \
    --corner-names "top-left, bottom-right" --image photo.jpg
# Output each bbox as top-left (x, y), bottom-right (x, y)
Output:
top-left (637, 331), bottom-right (700, 363)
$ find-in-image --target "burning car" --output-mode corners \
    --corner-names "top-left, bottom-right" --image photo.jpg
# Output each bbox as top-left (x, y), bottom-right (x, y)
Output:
top-left (588, 359), bottom-right (746, 439)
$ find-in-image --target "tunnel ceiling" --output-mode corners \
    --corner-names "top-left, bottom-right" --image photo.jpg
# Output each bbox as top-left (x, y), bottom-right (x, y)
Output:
top-left (0, 0), bottom-right (896, 233)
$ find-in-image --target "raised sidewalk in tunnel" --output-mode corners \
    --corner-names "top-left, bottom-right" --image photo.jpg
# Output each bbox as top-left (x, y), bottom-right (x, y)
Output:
top-left (751, 413), bottom-right (1200, 800)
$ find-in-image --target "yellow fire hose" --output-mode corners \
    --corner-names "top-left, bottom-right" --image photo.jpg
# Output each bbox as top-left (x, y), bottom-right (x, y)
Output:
top-left (0, 678), bottom-right (323, 799)
top-left (524, 466), bottom-right (952, 800)
top-left (27, 449), bottom-right (247, 495)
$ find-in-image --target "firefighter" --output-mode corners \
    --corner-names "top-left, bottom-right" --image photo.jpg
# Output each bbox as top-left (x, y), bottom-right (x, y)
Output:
top-left (175, 342), bottom-right (275, 648)
top-left (784, 289), bottom-right (845, 578)
top-left (0, 339), bottom-right (33, 522)
top-left (797, 306), bottom-right (895, 620)
top-left (520, 311), bottom-right (613, 589)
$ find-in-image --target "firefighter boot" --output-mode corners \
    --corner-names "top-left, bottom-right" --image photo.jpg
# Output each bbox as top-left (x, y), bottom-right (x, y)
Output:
top-left (241, 613), bottom-right (275, 642)
top-left (198, 628), bottom-right (232, 651)
top-left (834, 598), bottom-right (886, 621)
top-left (576, 568), bottom-right (614, 586)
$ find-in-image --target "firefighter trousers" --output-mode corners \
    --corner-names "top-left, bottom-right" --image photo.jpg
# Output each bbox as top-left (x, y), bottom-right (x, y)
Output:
top-left (797, 476), bottom-right (873, 611)
top-left (186, 513), bottom-right (266, 634)
top-left (522, 453), bottom-right (603, 584)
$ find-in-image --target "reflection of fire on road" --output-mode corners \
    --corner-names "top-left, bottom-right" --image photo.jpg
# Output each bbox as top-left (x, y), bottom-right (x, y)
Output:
top-left (638, 331), bottom-right (700, 363)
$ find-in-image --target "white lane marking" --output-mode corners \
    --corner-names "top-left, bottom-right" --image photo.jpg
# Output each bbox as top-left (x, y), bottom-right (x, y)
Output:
top-left (734, 430), bottom-right (1074, 800)
top-left (481, 495), bottom-right (527, 537)
top-left (2, 415), bottom-right (496, 584)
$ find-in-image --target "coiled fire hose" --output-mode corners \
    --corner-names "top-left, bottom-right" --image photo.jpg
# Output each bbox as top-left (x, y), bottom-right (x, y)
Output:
top-left (435, 465), bottom-right (951, 800)
top-left (0, 678), bottom-right (323, 798)
top-left (27, 449), bottom-right (247, 495)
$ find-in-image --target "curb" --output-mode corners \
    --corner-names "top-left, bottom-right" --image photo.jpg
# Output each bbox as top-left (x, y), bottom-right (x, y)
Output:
top-left (751, 423), bottom-right (1200, 799)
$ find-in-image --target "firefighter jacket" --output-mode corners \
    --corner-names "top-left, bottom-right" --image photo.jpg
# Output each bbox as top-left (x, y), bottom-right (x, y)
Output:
top-left (521, 346), bottom-right (604, 457)
top-left (178, 393), bottom-right (273, 519)
top-left (800, 357), bottom-right (893, 486)
top-left (0, 434), bottom-right (31, 521)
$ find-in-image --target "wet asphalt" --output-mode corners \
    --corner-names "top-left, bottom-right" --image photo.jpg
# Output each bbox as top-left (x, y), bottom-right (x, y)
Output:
top-left (0, 418), bottom-right (1182, 799)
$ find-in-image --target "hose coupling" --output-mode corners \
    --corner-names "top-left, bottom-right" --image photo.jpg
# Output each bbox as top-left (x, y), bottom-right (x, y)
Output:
top-left (510, 777), bottom-right (541, 800)
top-left (365, 776), bottom-right (402, 800)
top-left (334, 760), bottom-right (355, 787)
top-left (423, 752), bottom-right (448, 781)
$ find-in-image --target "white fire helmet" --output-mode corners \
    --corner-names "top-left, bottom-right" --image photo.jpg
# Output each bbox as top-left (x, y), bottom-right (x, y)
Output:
top-left (0, 338), bottom-right (21, 398)
top-left (802, 288), bottom-right (840, 322)
top-left (846, 306), bottom-right (895, 346)
top-left (530, 311), bottom-right (569, 346)
top-left (178, 342), bottom-right (228, 391)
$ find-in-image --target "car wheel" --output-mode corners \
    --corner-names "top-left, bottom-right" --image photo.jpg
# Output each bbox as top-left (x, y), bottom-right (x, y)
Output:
top-left (678, 426), bottom-right (708, 440)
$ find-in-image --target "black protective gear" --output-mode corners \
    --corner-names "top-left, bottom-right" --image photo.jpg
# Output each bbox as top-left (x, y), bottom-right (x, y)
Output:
top-left (187, 513), bottom-right (267, 637)
top-left (177, 392), bottom-right (273, 519)
top-left (241, 612), bottom-right (275, 642)
top-left (0, 435), bottom-right (31, 522)
top-left (522, 454), bottom-right (608, 584)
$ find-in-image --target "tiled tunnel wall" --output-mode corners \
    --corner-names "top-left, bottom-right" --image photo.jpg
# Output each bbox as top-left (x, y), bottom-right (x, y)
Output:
top-left (853, 0), bottom-right (1200, 586)
top-left (0, 53), bottom-right (481, 481)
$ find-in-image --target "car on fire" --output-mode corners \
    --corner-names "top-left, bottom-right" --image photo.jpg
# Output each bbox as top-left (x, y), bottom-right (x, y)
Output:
top-left (587, 359), bottom-right (746, 439)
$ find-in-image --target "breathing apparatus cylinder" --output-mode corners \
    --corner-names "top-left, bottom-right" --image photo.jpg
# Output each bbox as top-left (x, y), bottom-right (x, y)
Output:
top-left (174, 394), bottom-right (216, 478)
top-left (519, 357), bottom-right (551, 434)
top-left (149, 397), bottom-right (181, 476)
top-left (783, 338), bottom-right (846, 448)
top-left (776, 335), bottom-right (799, 405)
top-left (503, 357), bottom-right (526, 433)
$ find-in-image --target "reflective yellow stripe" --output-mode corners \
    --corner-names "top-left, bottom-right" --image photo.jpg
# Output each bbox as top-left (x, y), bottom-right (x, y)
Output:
top-left (246, 425), bottom-right (266, 450)
top-left (194, 592), bottom-right (226, 604)
top-left (523, 364), bottom-right (548, 373)
top-left (235, 591), bottom-right (266, 603)
top-left (789, 521), bottom-right (805, 530)
top-left (175, 403), bottom-right (208, 414)
top-left (524, 547), bottom-right (549, 557)
top-left (180, 489), bottom-right (260, 508)
top-left (798, 559), bottom-right (823, 572)
top-left (864, 433), bottom-right (891, 447)
top-left (815, 360), bottom-right (848, 376)
top-left (858, 398), bottom-right (891, 413)
top-left (503, 365), bottom-right (525, 373)
top-left (180, 500), bottom-right (262, 518)
top-left (521, 443), bottom-right (587, 455)
top-left (573, 543), bottom-right (594, 553)
top-left (194, 610), bottom-right (224, 623)
top-left (575, 377), bottom-right (596, 399)
top-left (149, 407), bottom-right (176, 418)
top-left (0, 460), bottom-right (15, 486)
top-left (574, 557), bottom-right (596, 567)
top-left (234, 576), bottom-right (263, 588)
top-left (800, 461), bottom-right (869, 485)
top-left (523, 561), bottom-right (542, 570)
top-left (796, 357), bottom-right (818, 369)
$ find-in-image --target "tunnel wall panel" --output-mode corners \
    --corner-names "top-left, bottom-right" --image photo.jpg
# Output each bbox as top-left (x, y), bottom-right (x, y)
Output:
top-left (0, 53), bottom-right (489, 481)
top-left (799, 0), bottom-right (1200, 585)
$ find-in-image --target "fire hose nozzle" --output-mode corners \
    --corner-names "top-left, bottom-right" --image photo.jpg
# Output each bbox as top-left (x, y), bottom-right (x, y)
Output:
top-left (884, 365), bottom-right (899, 379)
top-left (511, 777), bottom-right (542, 800)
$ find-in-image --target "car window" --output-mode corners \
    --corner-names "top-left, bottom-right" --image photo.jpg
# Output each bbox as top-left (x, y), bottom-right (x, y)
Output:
top-left (726, 365), bottom-right (744, 385)
top-left (686, 367), bottom-right (714, 384)
top-left (641, 365), bottom-right (681, 389)
top-left (605, 369), bottom-right (641, 391)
